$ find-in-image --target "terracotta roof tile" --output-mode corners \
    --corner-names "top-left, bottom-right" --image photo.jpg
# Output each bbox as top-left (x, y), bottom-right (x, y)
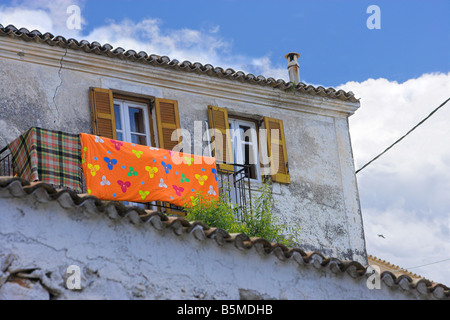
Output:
top-left (0, 24), bottom-right (358, 103)
top-left (368, 255), bottom-right (434, 283)
top-left (0, 176), bottom-right (448, 299)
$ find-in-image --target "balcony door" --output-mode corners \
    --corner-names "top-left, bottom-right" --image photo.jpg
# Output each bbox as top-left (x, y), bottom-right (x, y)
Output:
top-left (113, 99), bottom-right (152, 208)
top-left (228, 118), bottom-right (261, 182)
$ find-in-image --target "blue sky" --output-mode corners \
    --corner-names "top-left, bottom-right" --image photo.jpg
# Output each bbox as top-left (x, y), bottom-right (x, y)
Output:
top-left (80, 0), bottom-right (449, 86)
top-left (2, 0), bottom-right (448, 86)
top-left (1, 0), bottom-right (449, 285)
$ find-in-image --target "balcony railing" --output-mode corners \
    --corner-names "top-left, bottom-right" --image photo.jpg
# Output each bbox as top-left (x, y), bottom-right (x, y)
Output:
top-left (0, 146), bottom-right (11, 177)
top-left (0, 144), bottom-right (253, 219)
top-left (215, 163), bottom-right (253, 221)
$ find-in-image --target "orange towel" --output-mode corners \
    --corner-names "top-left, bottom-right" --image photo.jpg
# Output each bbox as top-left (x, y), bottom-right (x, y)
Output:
top-left (80, 133), bottom-right (219, 207)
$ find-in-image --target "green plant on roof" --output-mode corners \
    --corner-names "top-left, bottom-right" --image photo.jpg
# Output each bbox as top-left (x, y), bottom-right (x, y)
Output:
top-left (286, 81), bottom-right (298, 93)
top-left (183, 191), bottom-right (244, 234)
top-left (183, 182), bottom-right (301, 247)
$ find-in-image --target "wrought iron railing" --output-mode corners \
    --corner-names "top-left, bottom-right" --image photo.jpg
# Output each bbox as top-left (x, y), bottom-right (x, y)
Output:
top-left (136, 163), bottom-right (253, 219)
top-left (0, 146), bottom-right (11, 177)
top-left (0, 145), bottom-right (253, 218)
top-left (215, 163), bottom-right (253, 221)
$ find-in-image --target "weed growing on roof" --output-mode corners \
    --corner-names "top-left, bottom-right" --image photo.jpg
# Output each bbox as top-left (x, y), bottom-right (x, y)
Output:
top-left (243, 183), bottom-right (301, 247)
top-left (183, 191), bottom-right (244, 234)
top-left (285, 81), bottom-right (298, 93)
top-left (183, 183), bottom-right (301, 247)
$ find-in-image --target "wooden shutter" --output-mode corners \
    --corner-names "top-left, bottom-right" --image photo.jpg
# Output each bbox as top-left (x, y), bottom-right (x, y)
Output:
top-left (154, 98), bottom-right (182, 151)
top-left (89, 87), bottom-right (116, 139)
top-left (264, 117), bottom-right (290, 184)
top-left (208, 106), bottom-right (234, 172)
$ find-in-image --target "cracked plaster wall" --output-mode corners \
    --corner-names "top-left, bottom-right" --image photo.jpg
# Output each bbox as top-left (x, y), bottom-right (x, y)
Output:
top-left (0, 44), bottom-right (366, 265)
top-left (0, 191), bottom-right (421, 300)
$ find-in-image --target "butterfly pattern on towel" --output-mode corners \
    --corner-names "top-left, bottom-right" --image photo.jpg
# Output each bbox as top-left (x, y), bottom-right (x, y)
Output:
top-left (100, 175), bottom-right (110, 186)
top-left (117, 180), bottom-right (131, 193)
top-left (104, 157), bottom-right (117, 170)
top-left (161, 161), bottom-right (172, 174)
top-left (81, 133), bottom-right (219, 207)
top-left (172, 185), bottom-right (184, 197)
top-left (158, 178), bottom-right (167, 189)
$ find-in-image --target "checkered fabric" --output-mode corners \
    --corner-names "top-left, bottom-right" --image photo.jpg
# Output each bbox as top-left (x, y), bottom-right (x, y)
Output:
top-left (8, 127), bottom-right (82, 192)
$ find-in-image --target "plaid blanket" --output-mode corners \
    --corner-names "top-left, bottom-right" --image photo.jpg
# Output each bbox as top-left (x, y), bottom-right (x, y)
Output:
top-left (8, 127), bottom-right (82, 192)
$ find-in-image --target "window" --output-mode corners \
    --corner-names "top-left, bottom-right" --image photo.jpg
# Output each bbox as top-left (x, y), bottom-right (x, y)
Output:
top-left (113, 99), bottom-right (151, 146)
top-left (207, 105), bottom-right (290, 184)
top-left (89, 88), bottom-right (181, 150)
top-left (229, 118), bottom-right (261, 181)
top-left (89, 88), bottom-right (183, 213)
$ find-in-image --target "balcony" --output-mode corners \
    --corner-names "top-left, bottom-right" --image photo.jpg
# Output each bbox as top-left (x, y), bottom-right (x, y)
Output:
top-left (0, 128), bottom-right (253, 219)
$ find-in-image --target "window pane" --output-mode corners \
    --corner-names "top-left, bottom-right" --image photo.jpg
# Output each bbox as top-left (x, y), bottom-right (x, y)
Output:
top-left (129, 107), bottom-right (146, 134)
top-left (116, 131), bottom-right (124, 142)
top-left (239, 124), bottom-right (258, 180)
top-left (123, 201), bottom-right (148, 209)
top-left (240, 125), bottom-right (251, 136)
top-left (114, 105), bottom-right (122, 130)
top-left (131, 134), bottom-right (147, 146)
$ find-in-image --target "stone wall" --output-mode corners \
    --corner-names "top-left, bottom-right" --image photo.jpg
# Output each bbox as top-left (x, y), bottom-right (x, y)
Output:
top-left (0, 179), bottom-right (439, 300)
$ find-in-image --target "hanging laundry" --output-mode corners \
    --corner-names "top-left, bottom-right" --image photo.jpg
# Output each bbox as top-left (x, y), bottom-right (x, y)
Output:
top-left (80, 133), bottom-right (219, 207)
top-left (8, 127), bottom-right (82, 192)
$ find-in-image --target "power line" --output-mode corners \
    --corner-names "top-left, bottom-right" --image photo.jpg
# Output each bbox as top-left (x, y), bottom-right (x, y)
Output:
top-left (355, 97), bottom-right (450, 175)
top-left (406, 257), bottom-right (450, 270)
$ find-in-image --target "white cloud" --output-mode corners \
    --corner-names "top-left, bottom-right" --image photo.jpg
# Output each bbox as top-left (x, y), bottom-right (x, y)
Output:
top-left (339, 73), bottom-right (450, 285)
top-left (0, 7), bottom-right (54, 32)
top-left (0, 0), bottom-right (86, 38)
top-left (342, 73), bottom-right (450, 171)
top-left (209, 25), bottom-right (220, 34)
top-left (0, 1), bottom-right (289, 81)
top-left (248, 55), bottom-right (287, 80)
top-left (83, 18), bottom-right (231, 66)
top-left (363, 207), bottom-right (450, 284)
top-left (82, 17), bottom-right (290, 81)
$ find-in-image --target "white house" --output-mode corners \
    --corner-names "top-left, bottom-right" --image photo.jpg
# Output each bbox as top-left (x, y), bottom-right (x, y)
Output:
top-left (0, 24), bottom-right (365, 263)
top-left (2, 24), bottom-right (445, 300)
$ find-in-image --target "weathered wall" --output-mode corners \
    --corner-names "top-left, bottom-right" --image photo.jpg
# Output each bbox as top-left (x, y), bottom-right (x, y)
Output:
top-left (0, 182), bottom-right (435, 300)
top-left (0, 37), bottom-right (366, 264)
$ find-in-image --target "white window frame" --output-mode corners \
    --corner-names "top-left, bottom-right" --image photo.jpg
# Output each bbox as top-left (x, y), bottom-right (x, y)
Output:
top-left (113, 99), bottom-right (153, 209)
top-left (229, 118), bottom-right (261, 182)
top-left (113, 99), bottom-right (152, 147)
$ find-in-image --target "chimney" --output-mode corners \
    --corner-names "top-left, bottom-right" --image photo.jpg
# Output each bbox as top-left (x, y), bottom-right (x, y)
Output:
top-left (285, 52), bottom-right (300, 83)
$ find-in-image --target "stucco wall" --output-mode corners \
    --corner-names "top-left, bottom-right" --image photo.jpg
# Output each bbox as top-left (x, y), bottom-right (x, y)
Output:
top-left (0, 183), bottom-right (432, 300)
top-left (0, 37), bottom-right (366, 264)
